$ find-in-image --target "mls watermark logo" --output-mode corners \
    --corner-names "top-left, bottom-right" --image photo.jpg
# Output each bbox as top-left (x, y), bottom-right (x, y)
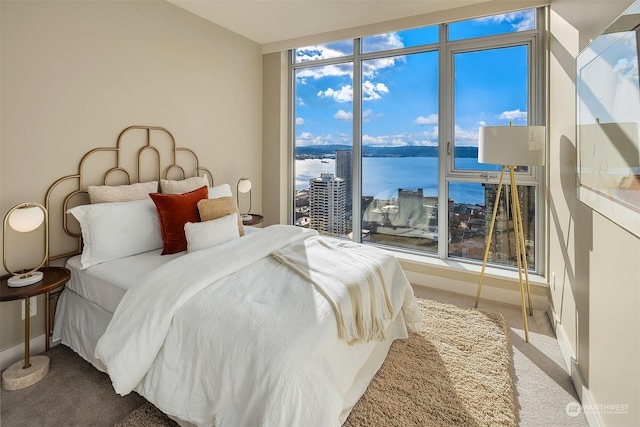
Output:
top-left (566, 401), bottom-right (582, 417)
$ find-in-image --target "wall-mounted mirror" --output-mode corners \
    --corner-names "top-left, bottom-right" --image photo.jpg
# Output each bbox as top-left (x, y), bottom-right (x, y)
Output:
top-left (577, 0), bottom-right (640, 237)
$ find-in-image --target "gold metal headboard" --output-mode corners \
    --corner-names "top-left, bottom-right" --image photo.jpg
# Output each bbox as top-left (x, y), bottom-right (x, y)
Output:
top-left (45, 125), bottom-right (213, 263)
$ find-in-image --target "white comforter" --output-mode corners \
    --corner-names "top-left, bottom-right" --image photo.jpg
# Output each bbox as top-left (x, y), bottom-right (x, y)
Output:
top-left (95, 225), bottom-right (422, 427)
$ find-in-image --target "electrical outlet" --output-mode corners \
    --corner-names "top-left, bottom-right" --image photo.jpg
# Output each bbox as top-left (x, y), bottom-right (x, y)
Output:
top-left (551, 272), bottom-right (556, 291)
top-left (21, 297), bottom-right (37, 320)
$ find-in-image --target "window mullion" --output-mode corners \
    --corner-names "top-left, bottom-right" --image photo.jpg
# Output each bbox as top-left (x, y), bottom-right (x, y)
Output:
top-left (352, 39), bottom-right (362, 243)
top-left (438, 23), bottom-right (451, 260)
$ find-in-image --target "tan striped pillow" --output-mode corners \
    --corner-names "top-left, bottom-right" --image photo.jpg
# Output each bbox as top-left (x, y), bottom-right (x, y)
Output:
top-left (160, 176), bottom-right (210, 194)
top-left (197, 197), bottom-right (245, 236)
top-left (88, 181), bottom-right (158, 204)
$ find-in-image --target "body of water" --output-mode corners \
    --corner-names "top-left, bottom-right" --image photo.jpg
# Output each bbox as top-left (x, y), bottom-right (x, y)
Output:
top-left (296, 157), bottom-right (498, 205)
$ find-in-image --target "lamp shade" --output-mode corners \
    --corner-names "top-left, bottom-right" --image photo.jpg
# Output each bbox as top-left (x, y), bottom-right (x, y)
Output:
top-left (238, 178), bottom-right (252, 193)
top-left (8, 205), bottom-right (45, 232)
top-left (3, 202), bottom-right (48, 287)
top-left (478, 126), bottom-right (546, 166)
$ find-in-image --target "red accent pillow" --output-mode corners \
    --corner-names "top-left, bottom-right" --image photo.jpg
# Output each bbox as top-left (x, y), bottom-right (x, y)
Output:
top-left (150, 185), bottom-right (208, 254)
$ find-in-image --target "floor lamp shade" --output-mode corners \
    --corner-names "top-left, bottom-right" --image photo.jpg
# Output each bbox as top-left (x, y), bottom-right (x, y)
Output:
top-left (479, 126), bottom-right (546, 166)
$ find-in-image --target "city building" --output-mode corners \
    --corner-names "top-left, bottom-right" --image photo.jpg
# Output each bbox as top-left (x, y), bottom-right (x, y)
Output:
top-left (335, 149), bottom-right (352, 208)
top-left (309, 173), bottom-right (346, 235)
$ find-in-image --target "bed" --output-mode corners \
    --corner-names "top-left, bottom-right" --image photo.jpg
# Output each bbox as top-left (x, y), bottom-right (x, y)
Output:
top-left (48, 126), bottom-right (423, 426)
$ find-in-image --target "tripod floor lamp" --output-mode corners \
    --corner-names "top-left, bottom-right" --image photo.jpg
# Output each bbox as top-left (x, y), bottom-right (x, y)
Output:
top-left (474, 125), bottom-right (545, 343)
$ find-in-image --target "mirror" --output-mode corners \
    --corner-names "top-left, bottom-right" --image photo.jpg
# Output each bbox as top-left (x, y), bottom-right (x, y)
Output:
top-left (576, 0), bottom-right (640, 237)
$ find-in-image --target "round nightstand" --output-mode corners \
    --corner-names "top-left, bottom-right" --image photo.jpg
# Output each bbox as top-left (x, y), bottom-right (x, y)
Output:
top-left (242, 214), bottom-right (264, 226)
top-left (1, 266), bottom-right (70, 390)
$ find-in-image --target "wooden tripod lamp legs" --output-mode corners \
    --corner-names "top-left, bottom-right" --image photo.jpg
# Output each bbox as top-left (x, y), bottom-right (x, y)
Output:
top-left (475, 165), bottom-right (532, 343)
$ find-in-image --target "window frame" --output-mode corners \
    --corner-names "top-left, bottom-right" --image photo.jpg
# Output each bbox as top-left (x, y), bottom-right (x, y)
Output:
top-left (289, 7), bottom-right (546, 275)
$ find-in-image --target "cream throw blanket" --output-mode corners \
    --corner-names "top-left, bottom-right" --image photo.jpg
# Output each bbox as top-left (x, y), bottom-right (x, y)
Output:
top-left (272, 236), bottom-right (397, 344)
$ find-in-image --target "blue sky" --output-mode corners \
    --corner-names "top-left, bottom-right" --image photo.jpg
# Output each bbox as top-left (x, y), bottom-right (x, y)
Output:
top-left (294, 9), bottom-right (535, 148)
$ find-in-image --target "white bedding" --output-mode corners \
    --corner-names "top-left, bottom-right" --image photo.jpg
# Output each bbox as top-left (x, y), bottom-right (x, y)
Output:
top-left (94, 224), bottom-right (422, 427)
top-left (64, 226), bottom-right (262, 314)
top-left (66, 249), bottom-right (180, 313)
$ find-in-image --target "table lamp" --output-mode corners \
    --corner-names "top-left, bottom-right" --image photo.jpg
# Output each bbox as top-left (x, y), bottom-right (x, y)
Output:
top-left (474, 125), bottom-right (545, 343)
top-left (236, 177), bottom-right (253, 221)
top-left (3, 202), bottom-right (49, 287)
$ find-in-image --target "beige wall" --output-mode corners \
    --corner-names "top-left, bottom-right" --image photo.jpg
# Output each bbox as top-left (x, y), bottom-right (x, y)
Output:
top-left (549, 1), bottom-right (640, 425)
top-left (0, 0), bottom-right (262, 351)
top-left (262, 51), bottom-right (290, 226)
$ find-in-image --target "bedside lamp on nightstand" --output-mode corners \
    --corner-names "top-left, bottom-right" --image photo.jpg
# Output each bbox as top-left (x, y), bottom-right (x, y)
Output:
top-left (3, 202), bottom-right (49, 287)
top-left (237, 177), bottom-right (253, 222)
top-left (1, 201), bottom-right (61, 391)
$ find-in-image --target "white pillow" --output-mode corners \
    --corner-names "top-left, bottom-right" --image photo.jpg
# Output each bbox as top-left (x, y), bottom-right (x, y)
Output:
top-left (160, 176), bottom-right (209, 194)
top-left (184, 213), bottom-right (240, 253)
top-left (208, 183), bottom-right (232, 199)
top-left (67, 199), bottom-right (163, 269)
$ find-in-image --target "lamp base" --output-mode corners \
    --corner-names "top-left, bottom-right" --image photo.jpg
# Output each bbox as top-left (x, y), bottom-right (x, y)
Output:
top-left (1, 355), bottom-right (50, 390)
top-left (241, 214), bottom-right (252, 221)
top-left (7, 271), bottom-right (43, 288)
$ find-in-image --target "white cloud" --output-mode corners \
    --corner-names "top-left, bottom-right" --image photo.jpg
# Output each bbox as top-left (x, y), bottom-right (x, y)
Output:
top-left (318, 85), bottom-right (353, 103)
top-left (415, 114), bottom-right (438, 125)
top-left (295, 131), bottom-right (334, 146)
top-left (477, 120), bottom-right (487, 127)
top-left (295, 40), bottom-right (403, 81)
top-left (294, 42), bottom-right (352, 63)
top-left (454, 125), bottom-right (480, 146)
top-left (362, 109), bottom-right (373, 123)
top-left (499, 109), bottom-right (528, 121)
top-left (478, 10), bottom-right (535, 32)
top-left (362, 56), bottom-right (405, 78)
top-left (362, 81), bottom-right (389, 101)
top-left (296, 63), bottom-right (353, 81)
top-left (334, 109), bottom-right (353, 121)
top-left (614, 56), bottom-right (639, 81)
top-left (296, 97), bottom-right (305, 106)
top-left (362, 134), bottom-right (407, 146)
top-left (359, 127), bottom-right (446, 147)
top-left (317, 80), bottom-right (389, 103)
top-left (295, 117), bottom-right (304, 125)
top-left (362, 33), bottom-right (405, 52)
top-left (362, 134), bottom-right (388, 145)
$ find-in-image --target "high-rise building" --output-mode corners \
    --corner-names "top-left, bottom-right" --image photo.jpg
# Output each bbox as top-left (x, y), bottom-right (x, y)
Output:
top-left (483, 184), bottom-right (536, 268)
top-left (335, 149), bottom-right (352, 208)
top-left (309, 173), bottom-right (346, 236)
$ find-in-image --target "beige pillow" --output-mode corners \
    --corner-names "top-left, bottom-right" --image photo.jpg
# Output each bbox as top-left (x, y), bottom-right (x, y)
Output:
top-left (160, 176), bottom-right (209, 194)
top-left (88, 181), bottom-right (158, 204)
top-left (197, 197), bottom-right (245, 236)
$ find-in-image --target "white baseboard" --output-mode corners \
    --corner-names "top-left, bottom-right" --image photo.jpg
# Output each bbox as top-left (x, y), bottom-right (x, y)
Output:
top-left (581, 387), bottom-right (604, 427)
top-left (0, 333), bottom-right (47, 371)
top-left (547, 306), bottom-right (603, 427)
top-left (405, 269), bottom-right (548, 309)
top-left (547, 305), bottom-right (574, 374)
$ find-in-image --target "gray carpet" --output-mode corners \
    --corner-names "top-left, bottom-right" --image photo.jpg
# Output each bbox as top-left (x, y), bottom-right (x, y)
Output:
top-left (0, 344), bottom-right (145, 426)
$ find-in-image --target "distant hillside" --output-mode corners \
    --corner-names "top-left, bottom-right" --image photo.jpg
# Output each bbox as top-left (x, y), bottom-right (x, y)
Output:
top-left (295, 144), bottom-right (479, 158)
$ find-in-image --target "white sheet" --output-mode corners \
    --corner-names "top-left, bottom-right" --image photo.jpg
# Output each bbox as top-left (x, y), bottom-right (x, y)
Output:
top-left (65, 226), bottom-right (262, 314)
top-left (95, 224), bottom-right (422, 427)
top-left (66, 249), bottom-right (181, 313)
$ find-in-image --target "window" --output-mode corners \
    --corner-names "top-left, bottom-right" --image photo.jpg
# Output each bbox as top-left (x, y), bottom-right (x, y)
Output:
top-left (291, 8), bottom-right (545, 273)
